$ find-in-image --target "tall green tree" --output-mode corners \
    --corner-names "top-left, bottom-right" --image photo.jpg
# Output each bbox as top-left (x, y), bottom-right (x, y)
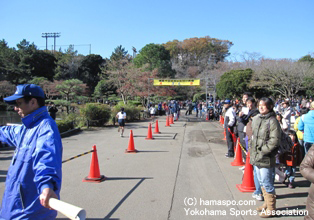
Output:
top-left (78, 54), bottom-right (105, 95)
top-left (0, 40), bottom-right (32, 84)
top-left (216, 69), bottom-right (253, 99)
top-left (110, 45), bottom-right (129, 61)
top-left (54, 45), bottom-right (84, 80)
top-left (163, 36), bottom-right (233, 77)
top-left (299, 54), bottom-right (314, 66)
top-left (26, 50), bottom-right (56, 81)
top-left (133, 43), bottom-right (175, 78)
top-left (56, 79), bottom-right (85, 101)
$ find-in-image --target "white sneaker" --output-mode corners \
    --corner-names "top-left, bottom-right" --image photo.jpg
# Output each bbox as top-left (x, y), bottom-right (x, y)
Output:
top-left (252, 193), bottom-right (263, 201)
top-left (239, 166), bottom-right (245, 170)
top-left (255, 194), bottom-right (264, 201)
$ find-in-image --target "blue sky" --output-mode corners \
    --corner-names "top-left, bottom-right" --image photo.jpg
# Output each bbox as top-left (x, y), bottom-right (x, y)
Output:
top-left (1, 0), bottom-right (313, 61)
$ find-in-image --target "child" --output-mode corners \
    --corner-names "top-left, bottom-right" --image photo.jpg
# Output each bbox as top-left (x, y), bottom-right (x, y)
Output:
top-left (281, 130), bottom-right (303, 188)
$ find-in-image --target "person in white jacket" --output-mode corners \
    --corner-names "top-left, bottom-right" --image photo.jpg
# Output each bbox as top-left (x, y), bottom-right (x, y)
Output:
top-left (223, 100), bottom-right (236, 158)
top-left (281, 99), bottom-right (291, 131)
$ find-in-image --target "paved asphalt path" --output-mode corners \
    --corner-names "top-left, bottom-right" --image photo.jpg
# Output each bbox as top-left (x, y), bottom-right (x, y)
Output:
top-left (0, 114), bottom-right (309, 219)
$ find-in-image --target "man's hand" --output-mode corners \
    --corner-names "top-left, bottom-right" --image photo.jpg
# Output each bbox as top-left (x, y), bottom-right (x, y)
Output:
top-left (39, 188), bottom-right (58, 209)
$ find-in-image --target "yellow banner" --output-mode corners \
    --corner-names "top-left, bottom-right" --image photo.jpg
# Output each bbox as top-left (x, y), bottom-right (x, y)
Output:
top-left (153, 79), bottom-right (200, 86)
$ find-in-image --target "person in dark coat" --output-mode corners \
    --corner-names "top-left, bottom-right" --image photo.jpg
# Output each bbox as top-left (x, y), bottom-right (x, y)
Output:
top-left (48, 102), bottom-right (58, 120)
top-left (280, 130), bottom-right (303, 188)
top-left (300, 144), bottom-right (314, 219)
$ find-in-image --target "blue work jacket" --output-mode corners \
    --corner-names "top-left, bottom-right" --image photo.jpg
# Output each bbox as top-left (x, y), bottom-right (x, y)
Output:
top-left (0, 106), bottom-right (62, 219)
top-left (298, 110), bottom-right (314, 143)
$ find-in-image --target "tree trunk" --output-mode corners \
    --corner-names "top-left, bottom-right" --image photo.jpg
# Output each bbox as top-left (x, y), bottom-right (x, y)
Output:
top-left (121, 93), bottom-right (126, 104)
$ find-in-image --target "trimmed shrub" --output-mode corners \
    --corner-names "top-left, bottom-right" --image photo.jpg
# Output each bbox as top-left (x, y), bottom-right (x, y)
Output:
top-left (80, 103), bottom-right (111, 126)
top-left (193, 93), bottom-right (206, 102)
top-left (56, 120), bottom-right (74, 133)
top-left (112, 103), bottom-right (142, 122)
top-left (128, 100), bottom-right (142, 106)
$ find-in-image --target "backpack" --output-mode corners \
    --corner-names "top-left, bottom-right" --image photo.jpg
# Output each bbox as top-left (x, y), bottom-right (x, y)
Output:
top-left (267, 117), bottom-right (293, 155)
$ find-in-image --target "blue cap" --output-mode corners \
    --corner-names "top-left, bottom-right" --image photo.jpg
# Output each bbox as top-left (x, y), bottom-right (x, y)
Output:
top-left (4, 84), bottom-right (45, 104)
top-left (223, 99), bottom-right (231, 104)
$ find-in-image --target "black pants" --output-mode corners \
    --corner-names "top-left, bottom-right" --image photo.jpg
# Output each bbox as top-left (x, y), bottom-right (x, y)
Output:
top-left (226, 127), bottom-right (235, 157)
top-left (238, 131), bottom-right (247, 161)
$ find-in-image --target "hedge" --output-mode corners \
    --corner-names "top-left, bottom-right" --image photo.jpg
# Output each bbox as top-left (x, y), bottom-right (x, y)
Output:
top-left (80, 103), bottom-right (111, 126)
top-left (56, 120), bottom-right (74, 133)
top-left (112, 103), bottom-right (142, 122)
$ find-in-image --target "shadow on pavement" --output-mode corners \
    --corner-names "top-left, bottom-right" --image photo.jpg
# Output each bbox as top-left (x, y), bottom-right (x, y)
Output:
top-left (105, 177), bottom-right (153, 181)
top-left (296, 180), bottom-right (311, 187)
top-left (136, 150), bottom-right (169, 153)
top-left (58, 178), bottom-right (153, 219)
top-left (103, 178), bottom-right (149, 219)
top-left (277, 192), bottom-right (308, 199)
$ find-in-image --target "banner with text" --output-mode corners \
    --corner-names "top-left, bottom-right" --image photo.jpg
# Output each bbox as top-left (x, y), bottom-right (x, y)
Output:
top-left (153, 79), bottom-right (200, 86)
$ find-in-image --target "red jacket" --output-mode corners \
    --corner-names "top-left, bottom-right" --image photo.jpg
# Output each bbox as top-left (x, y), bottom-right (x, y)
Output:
top-left (281, 143), bottom-right (303, 166)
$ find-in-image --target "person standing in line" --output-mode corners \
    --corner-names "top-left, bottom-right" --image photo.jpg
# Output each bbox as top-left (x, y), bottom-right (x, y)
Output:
top-left (280, 130), bottom-right (302, 188)
top-left (0, 84), bottom-right (62, 219)
top-left (250, 97), bottom-right (281, 218)
top-left (244, 97), bottom-right (263, 201)
top-left (281, 99), bottom-right (292, 131)
top-left (237, 92), bottom-right (250, 163)
top-left (300, 143), bottom-right (314, 219)
top-left (223, 99), bottom-right (236, 158)
top-left (116, 107), bottom-right (126, 137)
top-left (294, 108), bottom-right (309, 158)
top-left (298, 102), bottom-right (314, 154)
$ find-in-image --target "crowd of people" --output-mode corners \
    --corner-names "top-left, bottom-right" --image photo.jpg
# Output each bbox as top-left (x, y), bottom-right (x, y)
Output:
top-left (2, 83), bottom-right (314, 219)
top-left (219, 93), bottom-right (314, 218)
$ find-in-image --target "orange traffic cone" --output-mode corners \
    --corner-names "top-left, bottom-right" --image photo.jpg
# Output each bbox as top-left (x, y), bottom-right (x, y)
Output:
top-left (222, 129), bottom-right (226, 140)
top-left (126, 130), bottom-right (137, 153)
top-left (236, 151), bottom-right (256, 192)
top-left (165, 116), bottom-right (170, 127)
top-left (83, 145), bottom-right (106, 183)
top-left (206, 113), bottom-right (209, 121)
top-left (145, 123), bottom-right (154, 140)
top-left (170, 115), bottom-right (174, 124)
top-left (232, 133), bottom-right (237, 151)
top-left (231, 139), bottom-right (245, 166)
top-left (153, 120), bottom-right (161, 134)
top-left (221, 116), bottom-right (224, 125)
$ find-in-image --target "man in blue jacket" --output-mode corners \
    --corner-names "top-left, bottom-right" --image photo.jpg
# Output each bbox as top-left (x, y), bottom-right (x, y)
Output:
top-left (0, 84), bottom-right (62, 219)
top-left (298, 101), bottom-right (314, 155)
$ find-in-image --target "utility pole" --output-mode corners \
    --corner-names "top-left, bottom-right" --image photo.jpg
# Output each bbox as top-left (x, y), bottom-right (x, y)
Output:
top-left (132, 47), bottom-right (137, 59)
top-left (41, 32), bottom-right (61, 52)
top-left (147, 78), bottom-right (154, 108)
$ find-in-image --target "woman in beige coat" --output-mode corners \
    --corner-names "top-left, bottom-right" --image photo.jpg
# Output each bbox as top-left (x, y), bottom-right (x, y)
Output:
top-left (300, 144), bottom-right (314, 219)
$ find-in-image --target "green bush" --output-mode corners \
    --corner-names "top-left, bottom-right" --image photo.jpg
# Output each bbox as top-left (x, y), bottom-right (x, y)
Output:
top-left (80, 103), bottom-right (111, 126)
top-left (193, 93), bottom-right (206, 102)
top-left (56, 120), bottom-right (74, 133)
top-left (112, 103), bottom-right (142, 122)
top-left (128, 100), bottom-right (142, 106)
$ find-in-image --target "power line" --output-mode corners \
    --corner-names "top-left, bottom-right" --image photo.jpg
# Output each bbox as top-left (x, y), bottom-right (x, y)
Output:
top-left (41, 32), bottom-right (61, 52)
top-left (38, 44), bottom-right (92, 54)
